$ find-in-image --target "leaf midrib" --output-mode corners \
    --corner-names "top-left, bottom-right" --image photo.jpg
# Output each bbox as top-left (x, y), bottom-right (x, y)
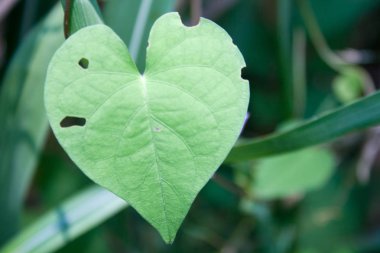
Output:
top-left (139, 75), bottom-right (171, 239)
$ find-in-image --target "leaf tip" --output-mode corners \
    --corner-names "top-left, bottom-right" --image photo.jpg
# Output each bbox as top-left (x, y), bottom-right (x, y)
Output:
top-left (162, 234), bottom-right (176, 245)
top-left (157, 225), bottom-right (178, 245)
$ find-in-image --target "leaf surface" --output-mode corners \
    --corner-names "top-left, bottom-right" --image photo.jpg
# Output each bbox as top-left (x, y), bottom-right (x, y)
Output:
top-left (253, 148), bottom-right (335, 199)
top-left (45, 13), bottom-right (249, 243)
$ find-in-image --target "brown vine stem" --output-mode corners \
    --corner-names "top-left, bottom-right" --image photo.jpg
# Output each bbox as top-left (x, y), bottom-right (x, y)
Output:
top-left (63, 0), bottom-right (72, 38)
top-left (191, 0), bottom-right (202, 26)
top-left (212, 173), bottom-right (246, 198)
top-left (203, 0), bottom-right (238, 20)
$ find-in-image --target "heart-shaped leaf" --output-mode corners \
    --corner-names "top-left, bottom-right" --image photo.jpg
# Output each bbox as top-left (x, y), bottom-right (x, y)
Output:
top-left (45, 12), bottom-right (249, 243)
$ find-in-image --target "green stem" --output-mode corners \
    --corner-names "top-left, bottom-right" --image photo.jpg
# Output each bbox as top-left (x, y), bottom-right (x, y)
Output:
top-left (292, 27), bottom-right (306, 117)
top-left (277, 0), bottom-right (294, 118)
top-left (296, 0), bottom-right (346, 71)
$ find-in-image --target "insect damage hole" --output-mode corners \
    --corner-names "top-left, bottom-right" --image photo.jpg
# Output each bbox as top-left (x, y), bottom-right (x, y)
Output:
top-left (60, 116), bottom-right (86, 128)
top-left (241, 67), bottom-right (249, 80)
top-left (78, 58), bottom-right (89, 69)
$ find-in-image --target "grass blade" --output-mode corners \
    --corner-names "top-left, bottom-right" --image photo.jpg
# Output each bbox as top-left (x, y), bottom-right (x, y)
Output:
top-left (128, 0), bottom-right (153, 61)
top-left (104, 0), bottom-right (175, 71)
top-left (226, 91), bottom-right (380, 162)
top-left (0, 186), bottom-right (127, 253)
top-left (0, 5), bottom-right (64, 244)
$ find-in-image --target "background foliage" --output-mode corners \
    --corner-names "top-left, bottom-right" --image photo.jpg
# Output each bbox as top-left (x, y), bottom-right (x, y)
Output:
top-left (1, 0), bottom-right (380, 252)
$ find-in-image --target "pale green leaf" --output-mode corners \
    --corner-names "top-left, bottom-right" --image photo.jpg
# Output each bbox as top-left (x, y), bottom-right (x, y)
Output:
top-left (253, 148), bottom-right (335, 199)
top-left (45, 13), bottom-right (249, 243)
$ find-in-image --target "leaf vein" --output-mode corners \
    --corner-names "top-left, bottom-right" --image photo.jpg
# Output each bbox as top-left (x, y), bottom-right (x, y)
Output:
top-left (148, 65), bottom-right (238, 93)
top-left (151, 79), bottom-right (219, 129)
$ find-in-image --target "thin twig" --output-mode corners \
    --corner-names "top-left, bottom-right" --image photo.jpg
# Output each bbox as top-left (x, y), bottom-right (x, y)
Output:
top-left (175, 0), bottom-right (187, 12)
top-left (354, 54), bottom-right (380, 184)
top-left (64, 0), bottom-right (72, 38)
top-left (212, 173), bottom-right (246, 197)
top-left (357, 127), bottom-right (380, 183)
top-left (190, 0), bottom-right (202, 26)
top-left (296, 0), bottom-right (346, 72)
top-left (220, 219), bottom-right (252, 253)
top-left (356, 72), bottom-right (380, 184)
top-left (203, 0), bottom-right (238, 19)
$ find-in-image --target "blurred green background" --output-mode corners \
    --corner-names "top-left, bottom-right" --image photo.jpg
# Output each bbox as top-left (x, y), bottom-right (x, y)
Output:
top-left (1, 0), bottom-right (380, 252)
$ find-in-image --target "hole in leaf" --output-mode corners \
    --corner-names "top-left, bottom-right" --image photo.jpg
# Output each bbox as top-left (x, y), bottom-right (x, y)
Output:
top-left (241, 67), bottom-right (249, 80)
top-left (60, 116), bottom-right (86, 128)
top-left (78, 58), bottom-right (89, 69)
